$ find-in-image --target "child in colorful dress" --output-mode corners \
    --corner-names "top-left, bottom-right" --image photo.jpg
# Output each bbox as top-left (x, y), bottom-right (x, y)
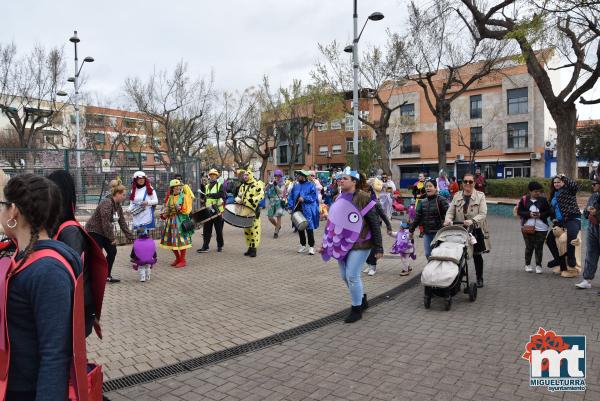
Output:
top-left (131, 229), bottom-right (157, 282)
top-left (160, 179), bottom-right (193, 267)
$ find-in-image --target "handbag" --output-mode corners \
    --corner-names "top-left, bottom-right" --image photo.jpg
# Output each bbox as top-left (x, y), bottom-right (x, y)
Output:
top-left (521, 224), bottom-right (536, 235)
top-left (181, 219), bottom-right (195, 233)
top-left (472, 226), bottom-right (487, 253)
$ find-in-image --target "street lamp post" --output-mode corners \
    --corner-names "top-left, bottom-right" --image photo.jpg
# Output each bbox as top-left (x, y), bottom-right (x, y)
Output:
top-left (344, 2), bottom-right (383, 170)
top-left (58, 31), bottom-right (94, 192)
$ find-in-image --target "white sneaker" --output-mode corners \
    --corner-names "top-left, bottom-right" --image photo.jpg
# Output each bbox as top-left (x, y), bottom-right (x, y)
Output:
top-left (146, 267), bottom-right (151, 281)
top-left (139, 267), bottom-right (146, 282)
top-left (308, 247), bottom-right (315, 255)
top-left (575, 280), bottom-right (591, 289)
top-left (525, 265), bottom-right (533, 273)
top-left (363, 266), bottom-right (371, 273)
top-left (297, 245), bottom-right (307, 253)
top-left (367, 268), bottom-right (376, 276)
top-left (535, 266), bottom-right (543, 274)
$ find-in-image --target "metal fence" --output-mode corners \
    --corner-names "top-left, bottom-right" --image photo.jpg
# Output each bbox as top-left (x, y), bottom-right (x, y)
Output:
top-left (0, 148), bottom-right (202, 213)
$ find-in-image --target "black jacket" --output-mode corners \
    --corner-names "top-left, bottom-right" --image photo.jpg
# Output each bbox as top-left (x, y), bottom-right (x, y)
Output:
top-left (517, 196), bottom-right (552, 226)
top-left (551, 177), bottom-right (581, 220)
top-left (409, 195), bottom-right (449, 234)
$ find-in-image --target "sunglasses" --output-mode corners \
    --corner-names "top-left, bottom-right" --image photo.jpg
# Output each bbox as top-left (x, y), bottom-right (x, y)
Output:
top-left (463, 180), bottom-right (474, 184)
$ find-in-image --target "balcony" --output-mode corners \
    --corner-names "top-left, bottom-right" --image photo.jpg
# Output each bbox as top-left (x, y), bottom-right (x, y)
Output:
top-left (399, 144), bottom-right (421, 157)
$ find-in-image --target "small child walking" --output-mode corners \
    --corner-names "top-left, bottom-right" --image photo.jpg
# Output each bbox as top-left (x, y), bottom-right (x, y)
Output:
top-left (131, 229), bottom-right (157, 282)
top-left (390, 222), bottom-right (417, 276)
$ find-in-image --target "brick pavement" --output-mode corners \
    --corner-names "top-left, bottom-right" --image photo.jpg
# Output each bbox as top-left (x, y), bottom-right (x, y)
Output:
top-left (106, 215), bottom-right (600, 400)
top-left (89, 215), bottom-right (423, 379)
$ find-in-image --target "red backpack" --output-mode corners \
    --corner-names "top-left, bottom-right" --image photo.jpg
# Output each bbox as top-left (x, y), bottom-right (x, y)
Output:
top-left (0, 249), bottom-right (103, 401)
top-left (54, 220), bottom-right (109, 339)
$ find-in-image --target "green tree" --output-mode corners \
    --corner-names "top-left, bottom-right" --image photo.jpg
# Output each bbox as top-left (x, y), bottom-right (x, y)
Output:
top-left (577, 123), bottom-right (600, 161)
top-left (345, 138), bottom-right (380, 175)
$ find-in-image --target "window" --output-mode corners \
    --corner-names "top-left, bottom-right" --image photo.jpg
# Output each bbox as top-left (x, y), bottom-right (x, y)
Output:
top-left (470, 95), bottom-right (482, 119)
top-left (470, 127), bottom-right (483, 150)
top-left (507, 87), bottom-right (528, 115)
top-left (123, 119), bottom-right (139, 129)
top-left (345, 114), bottom-right (354, 131)
top-left (359, 111), bottom-right (369, 128)
top-left (505, 166), bottom-right (531, 178)
top-left (94, 133), bottom-right (105, 145)
top-left (507, 122), bottom-right (528, 149)
top-left (278, 145), bottom-right (288, 164)
top-left (444, 129), bottom-right (451, 152)
top-left (346, 138), bottom-right (362, 153)
top-left (400, 103), bottom-right (415, 122)
top-left (126, 152), bottom-right (137, 161)
top-left (331, 120), bottom-right (342, 130)
top-left (316, 122), bottom-right (328, 131)
top-left (319, 145), bottom-right (329, 155)
top-left (400, 133), bottom-right (419, 153)
top-left (44, 133), bottom-right (63, 146)
top-left (332, 144), bottom-right (342, 154)
top-left (86, 114), bottom-right (105, 127)
top-left (141, 153), bottom-right (148, 162)
top-left (153, 153), bottom-right (161, 161)
top-left (306, 143), bottom-right (311, 155)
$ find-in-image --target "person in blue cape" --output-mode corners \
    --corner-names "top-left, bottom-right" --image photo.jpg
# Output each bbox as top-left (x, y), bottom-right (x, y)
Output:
top-left (288, 170), bottom-right (320, 255)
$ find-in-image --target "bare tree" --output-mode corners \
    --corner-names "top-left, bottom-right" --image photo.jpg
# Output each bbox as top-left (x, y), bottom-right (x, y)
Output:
top-left (391, 0), bottom-right (512, 172)
top-left (124, 61), bottom-right (214, 170)
top-left (458, 0), bottom-right (600, 177)
top-left (0, 42), bottom-right (68, 150)
top-left (312, 41), bottom-right (405, 175)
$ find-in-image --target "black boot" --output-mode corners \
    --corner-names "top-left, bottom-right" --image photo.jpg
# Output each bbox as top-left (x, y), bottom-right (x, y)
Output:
top-left (344, 305), bottom-right (363, 323)
top-left (244, 248), bottom-right (251, 256)
top-left (476, 277), bottom-right (484, 288)
top-left (361, 294), bottom-right (369, 310)
top-left (247, 247), bottom-right (257, 257)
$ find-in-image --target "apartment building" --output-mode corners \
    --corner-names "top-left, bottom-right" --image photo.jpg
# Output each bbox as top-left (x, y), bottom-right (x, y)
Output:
top-left (383, 59), bottom-right (559, 187)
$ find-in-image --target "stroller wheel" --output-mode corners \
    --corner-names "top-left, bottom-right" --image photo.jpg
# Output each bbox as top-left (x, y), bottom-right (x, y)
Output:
top-left (468, 283), bottom-right (477, 302)
top-left (424, 295), bottom-right (432, 309)
top-left (444, 297), bottom-right (452, 311)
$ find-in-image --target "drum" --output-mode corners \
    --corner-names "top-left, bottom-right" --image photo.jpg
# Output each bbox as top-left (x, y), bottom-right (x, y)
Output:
top-left (291, 211), bottom-right (308, 231)
top-left (191, 205), bottom-right (220, 226)
top-left (223, 204), bottom-right (256, 228)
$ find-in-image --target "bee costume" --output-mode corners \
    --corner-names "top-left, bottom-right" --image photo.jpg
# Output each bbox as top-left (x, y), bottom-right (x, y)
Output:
top-left (237, 169), bottom-right (265, 257)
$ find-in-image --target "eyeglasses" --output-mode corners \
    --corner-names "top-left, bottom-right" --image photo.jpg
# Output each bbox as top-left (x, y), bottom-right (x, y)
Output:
top-left (0, 201), bottom-right (11, 207)
top-left (463, 180), bottom-right (474, 184)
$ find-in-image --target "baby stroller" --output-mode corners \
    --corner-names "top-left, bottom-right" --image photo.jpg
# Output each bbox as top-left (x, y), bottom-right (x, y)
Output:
top-left (421, 224), bottom-right (477, 311)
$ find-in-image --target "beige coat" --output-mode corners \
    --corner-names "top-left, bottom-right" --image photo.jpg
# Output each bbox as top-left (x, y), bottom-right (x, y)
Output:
top-left (445, 190), bottom-right (491, 253)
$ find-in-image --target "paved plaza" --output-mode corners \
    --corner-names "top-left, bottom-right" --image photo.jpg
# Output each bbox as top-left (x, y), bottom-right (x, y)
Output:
top-left (100, 215), bottom-right (600, 400)
top-left (89, 215), bottom-right (422, 380)
top-left (96, 217), bottom-right (600, 401)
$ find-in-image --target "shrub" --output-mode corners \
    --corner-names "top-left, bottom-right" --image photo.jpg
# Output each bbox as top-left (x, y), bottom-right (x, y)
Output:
top-left (486, 177), bottom-right (592, 198)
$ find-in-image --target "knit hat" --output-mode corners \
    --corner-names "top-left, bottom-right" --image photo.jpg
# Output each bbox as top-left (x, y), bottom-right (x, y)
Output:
top-left (274, 169), bottom-right (283, 176)
top-left (133, 171), bottom-right (146, 179)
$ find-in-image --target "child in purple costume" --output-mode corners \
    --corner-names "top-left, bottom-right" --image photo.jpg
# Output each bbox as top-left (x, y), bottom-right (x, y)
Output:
top-left (131, 229), bottom-right (157, 282)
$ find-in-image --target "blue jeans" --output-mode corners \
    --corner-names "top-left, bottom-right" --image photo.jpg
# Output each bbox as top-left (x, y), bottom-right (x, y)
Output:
top-left (583, 225), bottom-right (600, 281)
top-left (423, 233), bottom-right (435, 258)
top-left (338, 249), bottom-right (371, 306)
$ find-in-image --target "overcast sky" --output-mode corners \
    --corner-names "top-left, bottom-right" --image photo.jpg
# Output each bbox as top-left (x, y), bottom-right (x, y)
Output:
top-left (2, 0), bottom-right (599, 119)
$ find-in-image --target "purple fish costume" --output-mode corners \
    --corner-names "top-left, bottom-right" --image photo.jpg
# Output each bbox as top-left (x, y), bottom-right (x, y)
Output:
top-left (390, 229), bottom-right (416, 260)
top-left (321, 192), bottom-right (376, 262)
top-left (132, 237), bottom-right (157, 269)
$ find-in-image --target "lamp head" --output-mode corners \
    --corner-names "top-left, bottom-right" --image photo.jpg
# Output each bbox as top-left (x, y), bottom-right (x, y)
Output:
top-left (84, 56), bottom-right (94, 63)
top-left (67, 77), bottom-right (75, 83)
top-left (343, 45), bottom-right (354, 53)
top-left (368, 12), bottom-right (384, 21)
top-left (56, 91), bottom-right (68, 97)
top-left (69, 30), bottom-right (80, 43)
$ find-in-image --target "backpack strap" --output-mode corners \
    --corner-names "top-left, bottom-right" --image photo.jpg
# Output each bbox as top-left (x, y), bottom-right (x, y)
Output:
top-left (360, 200), bottom-right (376, 217)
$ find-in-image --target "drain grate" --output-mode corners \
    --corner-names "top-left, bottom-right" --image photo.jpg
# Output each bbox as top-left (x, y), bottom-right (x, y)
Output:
top-left (103, 274), bottom-right (420, 393)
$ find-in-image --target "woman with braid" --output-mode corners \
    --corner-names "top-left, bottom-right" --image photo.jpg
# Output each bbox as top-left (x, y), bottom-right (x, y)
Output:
top-left (0, 174), bottom-right (82, 401)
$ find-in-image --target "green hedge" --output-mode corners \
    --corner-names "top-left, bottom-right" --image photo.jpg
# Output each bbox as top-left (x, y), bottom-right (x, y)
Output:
top-left (486, 178), bottom-right (592, 198)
